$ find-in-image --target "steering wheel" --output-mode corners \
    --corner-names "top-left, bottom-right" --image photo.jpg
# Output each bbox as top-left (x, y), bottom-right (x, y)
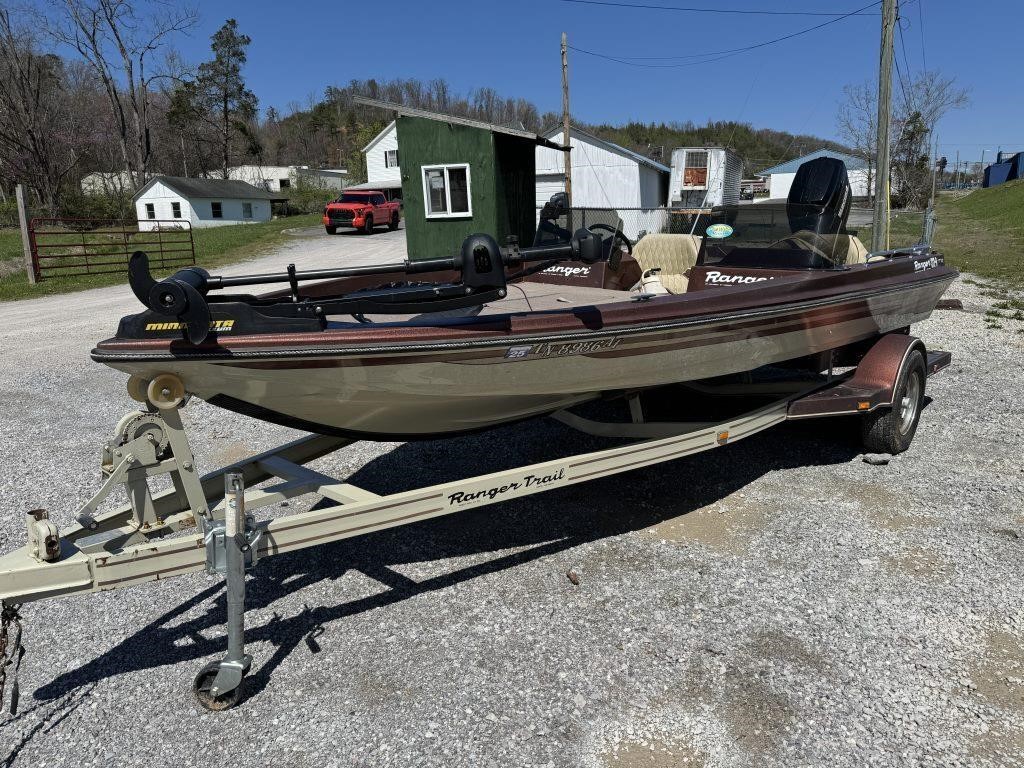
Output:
top-left (586, 223), bottom-right (633, 255)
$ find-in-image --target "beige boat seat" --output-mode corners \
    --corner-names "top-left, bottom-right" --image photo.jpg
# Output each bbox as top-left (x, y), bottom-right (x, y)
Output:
top-left (777, 231), bottom-right (870, 266)
top-left (630, 234), bottom-right (702, 293)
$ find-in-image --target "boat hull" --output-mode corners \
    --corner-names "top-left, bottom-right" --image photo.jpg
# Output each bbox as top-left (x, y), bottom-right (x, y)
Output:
top-left (94, 265), bottom-right (955, 438)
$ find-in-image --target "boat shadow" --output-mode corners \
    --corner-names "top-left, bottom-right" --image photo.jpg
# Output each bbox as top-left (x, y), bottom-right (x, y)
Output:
top-left (31, 411), bottom-right (875, 709)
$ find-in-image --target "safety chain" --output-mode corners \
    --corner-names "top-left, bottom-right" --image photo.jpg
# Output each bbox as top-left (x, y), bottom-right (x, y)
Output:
top-left (0, 602), bottom-right (25, 716)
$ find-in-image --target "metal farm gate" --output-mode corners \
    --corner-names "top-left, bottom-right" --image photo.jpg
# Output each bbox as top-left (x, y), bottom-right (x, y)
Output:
top-left (29, 218), bottom-right (195, 280)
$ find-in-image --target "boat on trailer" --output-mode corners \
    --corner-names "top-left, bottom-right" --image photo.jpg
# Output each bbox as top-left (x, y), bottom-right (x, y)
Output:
top-left (0, 158), bottom-right (956, 710)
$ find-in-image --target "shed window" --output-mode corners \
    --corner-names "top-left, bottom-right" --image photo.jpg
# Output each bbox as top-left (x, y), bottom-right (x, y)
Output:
top-left (242, 202), bottom-right (253, 219)
top-left (145, 203), bottom-right (155, 220)
top-left (211, 201), bottom-right (223, 219)
top-left (385, 149), bottom-right (399, 168)
top-left (422, 164), bottom-right (471, 218)
top-left (683, 151), bottom-right (709, 188)
top-left (171, 202), bottom-right (181, 219)
top-left (278, 178), bottom-right (291, 189)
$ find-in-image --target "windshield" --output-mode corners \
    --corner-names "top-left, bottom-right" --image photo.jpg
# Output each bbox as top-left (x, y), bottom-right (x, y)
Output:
top-left (335, 193), bottom-right (372, 204)
top-left (695, 202), bottom-right (861, 269)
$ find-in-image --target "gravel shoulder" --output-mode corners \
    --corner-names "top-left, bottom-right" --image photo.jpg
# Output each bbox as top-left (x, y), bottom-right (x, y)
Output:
top-left (0, 253), bottom-right (1021, 767)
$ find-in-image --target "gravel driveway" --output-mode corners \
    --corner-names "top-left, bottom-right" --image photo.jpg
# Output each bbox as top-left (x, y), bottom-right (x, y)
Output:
top-left (0, 235), bottom-right (1021, 768)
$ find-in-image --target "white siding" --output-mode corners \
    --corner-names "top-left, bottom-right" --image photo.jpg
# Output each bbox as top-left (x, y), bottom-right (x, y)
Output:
top-left (766, 168), bottom-right (868, 200)
top-left (536, 174), bottom-right (565, 208)
top-left (134, 180), bottom-right (271, 230)
top-left (365, 122), bottom-right (401, 186)
top-left (229, 165), bottom-right (294, 192)
top-left (536, 129), bottom-right (649, 208)
top-left (668, 148), bottom-right (742, 208)
top-left (134, 180), bottom-right (195, 231)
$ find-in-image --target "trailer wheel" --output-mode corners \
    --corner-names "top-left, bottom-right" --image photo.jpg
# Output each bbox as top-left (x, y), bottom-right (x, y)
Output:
top-left (193, 664), bottom-right (244, 711)
top-left (860, 349), bottom-right (926, 455)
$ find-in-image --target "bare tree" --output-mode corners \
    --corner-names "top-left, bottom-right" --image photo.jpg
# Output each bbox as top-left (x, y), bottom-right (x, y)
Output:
top-left (0, 10), bottom-right (86, 210)
top-left (44, 0), bottom-right (196, 190)
top-left (838, 70), bottom-right (968, 208)
top-left (836, 81), bottom-right (877, 201)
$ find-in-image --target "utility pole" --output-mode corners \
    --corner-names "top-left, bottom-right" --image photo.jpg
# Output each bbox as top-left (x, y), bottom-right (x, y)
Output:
top-left (954, 149), bottom-right (960, 190)
top-left (15, 184), bottom-right (36, 284)
top-left (560, 32), bottom-right (572, 208)
top-left (871, 0), bottom-right (897, 252)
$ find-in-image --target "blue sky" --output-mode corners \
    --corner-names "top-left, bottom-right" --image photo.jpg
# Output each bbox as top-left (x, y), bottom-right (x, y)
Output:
top-left (175, 0), bottom-right (1020, 166)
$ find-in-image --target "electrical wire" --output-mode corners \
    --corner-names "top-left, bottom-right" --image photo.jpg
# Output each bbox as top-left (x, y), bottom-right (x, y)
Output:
top-left (559, 0), bottom-right (877, 16)
top-left (916, 0), bottom-right (927, 70)
top-left (568, 0), bottom-right (880, 68)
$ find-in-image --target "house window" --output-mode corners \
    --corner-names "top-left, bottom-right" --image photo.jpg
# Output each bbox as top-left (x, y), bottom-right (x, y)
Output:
top-left (242, 202), bottom-right (253, 219)
top-left (171, 202), bottom-right (181, 219)
top-left (145, 203), bottom-right (155, 220)
top-left (385, 149), bottom-right (399, 168)
top-left (422, 164), bottom-right (471, 218)
top-left (682, 151), bottom-right (709, 188)
top-left (278, 178), bottom-right (291, 189)
top-left (211, 201), bottom-right (223, 219)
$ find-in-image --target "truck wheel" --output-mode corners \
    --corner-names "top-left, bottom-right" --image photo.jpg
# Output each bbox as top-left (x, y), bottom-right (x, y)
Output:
top-left (325, 225), bottom-right (337, 235)
top-left (388, 213), bottom-right (399, 230)
top-left (860, 349), bottom-right (926, 455)
top-left (361, 215), bottom-right (374, 235)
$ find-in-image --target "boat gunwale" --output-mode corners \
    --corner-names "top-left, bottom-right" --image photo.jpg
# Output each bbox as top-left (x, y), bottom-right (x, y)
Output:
top-left (91, 268), bottom-right (957, 364)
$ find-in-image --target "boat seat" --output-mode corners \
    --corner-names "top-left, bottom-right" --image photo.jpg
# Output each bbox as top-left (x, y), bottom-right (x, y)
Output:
top-left (630, 234), bottom-right (701, 293)
top-left (779, 231), bottom-right (870, 266)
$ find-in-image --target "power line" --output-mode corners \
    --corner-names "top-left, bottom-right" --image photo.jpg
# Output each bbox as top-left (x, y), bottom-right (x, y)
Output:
top-left (559, 0), bottom-right (876, 16)
top-left (894, 2), bottom-right (911, 105)
top-left (916, 0), bottom-right (927, 70)
top-left (568, 0), bottom-right (881, 68)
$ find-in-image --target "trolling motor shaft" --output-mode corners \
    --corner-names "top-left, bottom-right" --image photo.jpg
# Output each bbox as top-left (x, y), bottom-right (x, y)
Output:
top-left (127, 228), bottom-right (603, 344)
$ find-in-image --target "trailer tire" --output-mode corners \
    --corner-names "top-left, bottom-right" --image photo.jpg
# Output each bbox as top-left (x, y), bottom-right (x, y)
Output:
top-left (193, 664), bottom-right (245, 711)
top-left (860, 349), bottom-right (926, 455)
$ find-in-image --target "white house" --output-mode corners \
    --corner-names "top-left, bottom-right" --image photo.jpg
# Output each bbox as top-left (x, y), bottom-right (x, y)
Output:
top-left (229, 165), bottom-right (349, 193)
top-left (534, 125), bottom-right (670, 209)
top-left (361, 120), bottom-right (403, 200)
top-left (756, 149), bottom-right (870, 200)
top-left (80, 171), bottom-right (134, 195)
top-left (133, 176), bottom-right (275, 230)
top-left (668, 147), bottom-right (743, 209)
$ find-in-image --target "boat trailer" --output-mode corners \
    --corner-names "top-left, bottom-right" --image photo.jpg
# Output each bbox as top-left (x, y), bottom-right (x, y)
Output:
top-left (0, 336), bottom-right (951, 711)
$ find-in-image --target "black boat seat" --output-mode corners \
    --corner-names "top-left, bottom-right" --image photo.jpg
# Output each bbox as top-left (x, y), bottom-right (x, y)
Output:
top-left (630, 234), bottom-right (701, 293)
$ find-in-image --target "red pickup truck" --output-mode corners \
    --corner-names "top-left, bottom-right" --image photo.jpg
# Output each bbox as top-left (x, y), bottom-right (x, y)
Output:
top-left (323, 191), bottom-right (400, 235)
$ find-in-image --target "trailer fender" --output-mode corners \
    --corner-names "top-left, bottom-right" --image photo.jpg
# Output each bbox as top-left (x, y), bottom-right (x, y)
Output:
top-left (788, 333), bottom-right (938, 419)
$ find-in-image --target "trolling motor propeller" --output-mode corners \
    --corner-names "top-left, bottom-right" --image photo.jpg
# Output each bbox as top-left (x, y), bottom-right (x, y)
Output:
top-left (129, 252), bottom-right (213, 344)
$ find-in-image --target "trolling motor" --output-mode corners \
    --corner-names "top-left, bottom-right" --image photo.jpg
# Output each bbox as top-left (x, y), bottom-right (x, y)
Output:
top-left (127, 228), bottom-right (604, 344)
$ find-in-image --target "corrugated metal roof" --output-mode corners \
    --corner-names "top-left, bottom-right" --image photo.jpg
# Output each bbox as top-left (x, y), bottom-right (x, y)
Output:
top-left (757, 149), bottom-right (868, 176)
top-left (135, 175), bottom-right (276, 200)
top-left (353, 97), bottom-right (567, 150)
top-left (542, 124), bottom-right (671, 174)
top-left (346, 180), bottom-right (402, 190)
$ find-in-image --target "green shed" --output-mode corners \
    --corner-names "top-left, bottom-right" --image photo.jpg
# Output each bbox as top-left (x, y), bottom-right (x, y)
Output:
top-left (355, 98), bottom-right (567, 262)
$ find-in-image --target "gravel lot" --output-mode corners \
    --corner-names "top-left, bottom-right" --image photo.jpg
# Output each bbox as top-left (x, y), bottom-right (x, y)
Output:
top-left (0, 230), bottom-right (1021, 768)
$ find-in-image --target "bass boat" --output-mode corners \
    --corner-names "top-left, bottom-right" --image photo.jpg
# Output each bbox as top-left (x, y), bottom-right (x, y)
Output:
top-left (92, 158), bottom-right (957, 439)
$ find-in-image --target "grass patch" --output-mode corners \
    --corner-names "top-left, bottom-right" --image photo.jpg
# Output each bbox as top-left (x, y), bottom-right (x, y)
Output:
top-left (0, 215), bottom-right (319, 302)
top-left (932, 182), bottom-right (1024, 288)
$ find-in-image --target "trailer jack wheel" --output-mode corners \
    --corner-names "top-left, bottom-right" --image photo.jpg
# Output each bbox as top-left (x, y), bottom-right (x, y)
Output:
top-left (193, 660), bottom-right (247, 711)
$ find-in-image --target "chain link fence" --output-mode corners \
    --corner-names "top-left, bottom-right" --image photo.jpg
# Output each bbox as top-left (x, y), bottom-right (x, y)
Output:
top-left (539, 205), bottom-right (934, 250)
